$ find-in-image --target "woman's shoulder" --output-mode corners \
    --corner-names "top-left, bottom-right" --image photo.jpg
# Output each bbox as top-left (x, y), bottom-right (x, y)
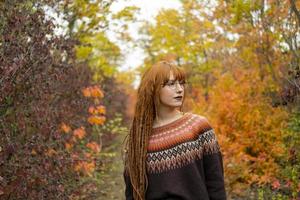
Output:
top-left (187, 112), bottom-right (211, 123)
top-left (186, 112), bottom-right (214, 131)
top-left (188, 112), bottom-right (205, 119)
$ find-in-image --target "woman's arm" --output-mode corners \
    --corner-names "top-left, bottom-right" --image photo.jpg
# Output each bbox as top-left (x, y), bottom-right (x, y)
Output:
top-left (123, 169), bottom-right (134, 200)
top-left (202, 128), bottom-right (227, 200)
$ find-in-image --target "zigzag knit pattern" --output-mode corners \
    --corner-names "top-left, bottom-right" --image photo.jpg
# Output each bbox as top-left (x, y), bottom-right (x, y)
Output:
top-left (146, 112), bottom-right (220, 174)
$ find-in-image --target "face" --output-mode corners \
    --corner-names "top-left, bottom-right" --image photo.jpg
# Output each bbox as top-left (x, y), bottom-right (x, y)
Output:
top-left (158, 72), bottom-right (185, 108)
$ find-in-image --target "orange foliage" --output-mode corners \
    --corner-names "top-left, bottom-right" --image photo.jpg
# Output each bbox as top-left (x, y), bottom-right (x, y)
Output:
top-left (59, 84), bottom-right (106, 180)
top-left (45, 148), bottom-right (57, 157)
top-left (192, 68), bottom-right (289, 194)
top-left (83, 85), bottom-right (106, 126)
top-left (74, 160), bottom-right (96, 176)
top-left (64, 143), bottom-right (73, 151)
top-left (82, 85), bottom-right (104, 99)
top-left (87, 116), bottom-right (106, 125)
top-left (73, 126), bottom-right (86, 140)
top-left (271, 179), bottom-right (281, 190)
top-left (86, 141), bottom-right (101, 153)
top-left (61, 122), bottom-right (71, 133)
top-left (95, 105), bottom-right (106, 114)
top-left (88, 106), bottom-right (96, 114)
top-left (88, 105), bottom-right (106, 115)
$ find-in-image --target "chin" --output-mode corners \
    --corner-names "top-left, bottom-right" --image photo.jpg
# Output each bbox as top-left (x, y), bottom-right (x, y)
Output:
top-left (168, 103), bottom-right (182, 108)
top-left (161, 100), bottom-right (183, 108)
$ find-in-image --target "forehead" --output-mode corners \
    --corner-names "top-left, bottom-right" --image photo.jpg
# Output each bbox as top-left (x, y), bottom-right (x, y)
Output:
top-left (167, 71), bottom-right (182, 81)
top-left (168, 72), bottom-right (175, 80)
top-left (161, 67), bottom-right (185, 83)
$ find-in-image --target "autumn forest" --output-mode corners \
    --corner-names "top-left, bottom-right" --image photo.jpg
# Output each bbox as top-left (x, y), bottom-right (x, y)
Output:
top-left (0, 0), bottom-right (299, 199)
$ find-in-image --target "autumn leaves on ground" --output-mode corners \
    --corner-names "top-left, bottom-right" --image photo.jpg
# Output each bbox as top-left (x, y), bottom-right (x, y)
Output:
top-left (0, 0), bottom-right (299, 199)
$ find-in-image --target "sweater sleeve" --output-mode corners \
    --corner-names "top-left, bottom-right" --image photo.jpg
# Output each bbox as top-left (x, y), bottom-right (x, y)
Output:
top-left (202, 128), bottom-right (227, 200)
top-left (123, 169), bottom-right (134, 200)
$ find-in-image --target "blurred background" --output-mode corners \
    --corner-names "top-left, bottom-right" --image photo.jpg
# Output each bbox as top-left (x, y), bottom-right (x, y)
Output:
top-left (0, 0), bottom-right (299, 199)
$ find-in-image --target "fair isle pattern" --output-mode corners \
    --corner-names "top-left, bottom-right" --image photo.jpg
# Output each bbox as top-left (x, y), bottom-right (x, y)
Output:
top-left (146, 113), bottom-right (221, 174)
top-left (146, 130), bottom-right (220, 174)
top-left (150, 113), bottom-right (200, 139)
top-left (148, 113), bottom-right (210, 152)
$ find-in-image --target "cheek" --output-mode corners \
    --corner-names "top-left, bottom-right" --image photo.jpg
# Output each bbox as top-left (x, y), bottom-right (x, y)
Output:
top-left (159, 88), bottom-right (172, 101)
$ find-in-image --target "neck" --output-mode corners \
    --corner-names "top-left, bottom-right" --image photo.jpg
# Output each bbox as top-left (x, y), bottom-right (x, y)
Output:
top-left (154, 107), bottom-right (182, 125)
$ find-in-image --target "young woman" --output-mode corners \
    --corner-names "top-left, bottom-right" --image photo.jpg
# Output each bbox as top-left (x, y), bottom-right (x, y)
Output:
top-left (122, 61), bottom-right (226, 200)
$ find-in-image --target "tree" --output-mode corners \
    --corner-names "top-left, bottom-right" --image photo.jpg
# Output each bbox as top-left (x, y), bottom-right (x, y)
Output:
top-left (136, 0), bottom-right (299, 198)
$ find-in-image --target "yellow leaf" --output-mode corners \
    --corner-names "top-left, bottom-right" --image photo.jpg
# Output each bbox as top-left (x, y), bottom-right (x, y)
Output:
top-left (75, 46), bottom-right (92, 60)
top-left (96, 105), bottom-right (106, 114)
top-left (88, 116), bottom-right (106, 125)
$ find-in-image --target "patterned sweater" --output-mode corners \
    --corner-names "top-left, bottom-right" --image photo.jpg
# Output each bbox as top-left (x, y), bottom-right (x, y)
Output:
top-left (123, 112), bottom-right (227, 200)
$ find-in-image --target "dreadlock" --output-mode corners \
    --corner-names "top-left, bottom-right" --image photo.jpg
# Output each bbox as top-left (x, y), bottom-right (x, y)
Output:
top-left (122, 60), bottom-right (186, 200)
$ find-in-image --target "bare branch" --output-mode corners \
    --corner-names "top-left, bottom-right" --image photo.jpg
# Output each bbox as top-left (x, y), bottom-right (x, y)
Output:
top-left (289, 0), bottom-right (300, 25)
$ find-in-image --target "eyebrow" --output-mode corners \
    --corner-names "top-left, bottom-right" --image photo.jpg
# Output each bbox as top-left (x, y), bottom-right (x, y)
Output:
top-left (167, 79), bottom-right (186, 82)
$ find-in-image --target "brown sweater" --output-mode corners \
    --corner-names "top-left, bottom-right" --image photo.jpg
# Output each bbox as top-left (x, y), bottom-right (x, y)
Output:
top-left (123, 112), bottom-right (227, 200)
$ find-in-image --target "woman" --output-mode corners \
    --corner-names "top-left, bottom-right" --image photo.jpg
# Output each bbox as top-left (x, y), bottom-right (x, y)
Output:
top-left (122, 61), bottom-right (226, 200)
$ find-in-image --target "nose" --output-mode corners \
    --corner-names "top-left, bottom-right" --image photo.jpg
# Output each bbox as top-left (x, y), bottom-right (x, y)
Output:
top-left (175, 82), bottom-right (184, 92)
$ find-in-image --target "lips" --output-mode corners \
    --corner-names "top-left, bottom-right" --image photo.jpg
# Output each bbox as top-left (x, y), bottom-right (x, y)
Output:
top-left (174, 96), bottom-right (183, 100)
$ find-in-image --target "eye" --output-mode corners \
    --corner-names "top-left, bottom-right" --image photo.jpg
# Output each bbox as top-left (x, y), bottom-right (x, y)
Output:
top-left (167, 81), bottom-right (176, 86)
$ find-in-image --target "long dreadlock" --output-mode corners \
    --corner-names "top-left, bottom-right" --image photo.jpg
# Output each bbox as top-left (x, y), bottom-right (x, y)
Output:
top-left (122, 61), bottom-right (186, 200)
